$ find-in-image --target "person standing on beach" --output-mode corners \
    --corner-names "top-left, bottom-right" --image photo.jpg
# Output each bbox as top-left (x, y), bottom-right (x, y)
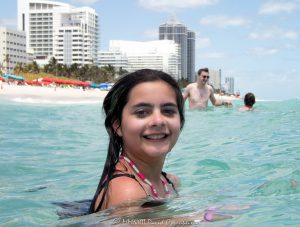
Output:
top-left (183, 68), bottom-right (232, 109)
top-left (239, 92), bottom-right (255, 111)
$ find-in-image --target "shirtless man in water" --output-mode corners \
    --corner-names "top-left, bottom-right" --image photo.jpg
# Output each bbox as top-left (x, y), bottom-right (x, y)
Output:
top-left (183, 68), bottom-right (232, 109)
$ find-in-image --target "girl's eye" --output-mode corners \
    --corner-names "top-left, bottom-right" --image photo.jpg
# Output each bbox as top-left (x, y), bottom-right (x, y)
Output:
top-left (134, 109), bottom-right (150, 118)
top-left (162, 108), bottom-right (178, 116)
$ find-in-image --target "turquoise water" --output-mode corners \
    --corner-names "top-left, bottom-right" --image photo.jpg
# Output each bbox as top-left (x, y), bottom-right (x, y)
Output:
top-left (1, 97), bottom-right (300, 226)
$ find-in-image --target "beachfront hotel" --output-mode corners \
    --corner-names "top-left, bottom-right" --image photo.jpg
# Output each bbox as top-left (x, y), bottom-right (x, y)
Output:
top-left (159, 17), bottom-right (195, 81)
top-left (17, 0), bottom-right (99, 66)
top-left (97, 51), bottom-right (128, 71)
top-left (108, 40), bottom-right (180, 80)
top-left (0, 27), bottom-right (27, 74)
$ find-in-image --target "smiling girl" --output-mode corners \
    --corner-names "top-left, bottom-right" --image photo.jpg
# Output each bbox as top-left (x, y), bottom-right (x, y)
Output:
top-left (89, 69), bottom-right (185, 212)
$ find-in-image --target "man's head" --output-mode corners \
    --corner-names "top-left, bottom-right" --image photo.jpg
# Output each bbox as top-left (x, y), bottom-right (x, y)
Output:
top-left (197, 68), bottom-right (209, 84)
top-left (244, 92), bottom-right (255, 107)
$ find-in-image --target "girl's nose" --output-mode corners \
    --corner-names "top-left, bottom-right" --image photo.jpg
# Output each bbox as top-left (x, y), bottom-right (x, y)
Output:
top-left (150, 110), bottom-right (165, 127)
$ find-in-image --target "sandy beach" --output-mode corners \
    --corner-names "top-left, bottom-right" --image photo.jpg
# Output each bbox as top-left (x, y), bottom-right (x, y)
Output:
top-left (0, 83), bottom-right (108, 103)
top-left (0, 82), bottom-right (239, 104)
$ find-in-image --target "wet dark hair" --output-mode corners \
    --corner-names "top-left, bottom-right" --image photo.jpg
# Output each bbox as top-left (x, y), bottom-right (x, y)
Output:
top-left (197, 67), bottom-right (209, 76)
top-left (89, 69), bottom-right (185, 213)
top-left (244, 92), bottom-right (255, 107)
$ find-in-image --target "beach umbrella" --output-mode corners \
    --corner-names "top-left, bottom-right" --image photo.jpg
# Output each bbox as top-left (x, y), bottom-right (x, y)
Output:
top-left (4, 74), bottom-right (24, 81)
top-left (89, 83), bottom-right (113, 90)
top-left (42, 77), bottom-right (91, 87)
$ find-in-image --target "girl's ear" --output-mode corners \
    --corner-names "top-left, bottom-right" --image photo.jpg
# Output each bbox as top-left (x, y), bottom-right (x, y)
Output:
top-left (112, 120), bottom-right (122, 137)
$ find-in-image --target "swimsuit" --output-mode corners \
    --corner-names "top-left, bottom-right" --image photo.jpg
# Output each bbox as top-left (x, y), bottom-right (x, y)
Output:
top-left (94, 171), bottom-right (177, 212)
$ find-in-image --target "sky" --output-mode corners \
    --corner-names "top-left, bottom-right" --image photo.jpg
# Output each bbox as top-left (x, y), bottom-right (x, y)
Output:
top-left (1, 0), bottom-right (300, 100)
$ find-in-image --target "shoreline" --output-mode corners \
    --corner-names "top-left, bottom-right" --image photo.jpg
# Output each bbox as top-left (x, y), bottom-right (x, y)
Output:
top-left (0, 82), bottom-right (240, 104)
top-left (214, 93), bottom-right (241, 101)
top-left (0, 83), bottom-right (108, 103)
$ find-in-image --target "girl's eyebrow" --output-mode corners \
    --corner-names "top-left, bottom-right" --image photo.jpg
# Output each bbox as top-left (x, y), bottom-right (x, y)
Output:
top-left (132, 103), bottom-right (153, 108)
top-left (132, 102), bottom-right (177, 108)
top-left (161, 102), bottom-right (177, 108)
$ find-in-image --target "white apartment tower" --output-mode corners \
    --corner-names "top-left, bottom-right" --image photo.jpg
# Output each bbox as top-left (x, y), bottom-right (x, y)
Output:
top-left (17, 0), bottom-right (98, 65)
top-left (109, 40), bottom-right (179, 80)
top-left (97, 51), bottom-right (128, 70)
top-left (0, 27), bottom-right (27, 74)
top-left (209, 68), bottom-right (222, 90)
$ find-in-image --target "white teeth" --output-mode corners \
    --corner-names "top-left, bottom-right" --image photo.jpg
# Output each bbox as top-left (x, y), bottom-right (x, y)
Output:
top-left (145, 134), bottom-right (165, 139)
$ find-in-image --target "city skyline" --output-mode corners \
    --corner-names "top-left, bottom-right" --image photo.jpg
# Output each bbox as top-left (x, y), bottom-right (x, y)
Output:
top-left (1, 0), bottom-right (299, 100)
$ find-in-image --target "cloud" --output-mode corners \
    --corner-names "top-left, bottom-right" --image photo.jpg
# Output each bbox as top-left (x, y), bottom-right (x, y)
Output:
top-left (199, 52), bottom-right (225, 58)
top-left (259, 1), bottom-right (300, 14)
top-left (250, 47), bottom-right (279, 56)
top-left (199, 15), bottom-right (249, 28)
top-left (249, 27), bottom-right (299, 40)
top-left (0, 18), bottom-right (17, 28)
top-left (138, 0), bottom-right (220, 12)
top-left (284, 43), bottom-right (297, 49)
top-left (196, 37), bottom-right (211, 48)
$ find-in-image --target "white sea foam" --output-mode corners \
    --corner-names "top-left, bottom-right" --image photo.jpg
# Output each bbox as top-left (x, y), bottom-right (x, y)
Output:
top-left (12, 97), bottom-right (101, 105)
top-left (256, 99), bottom-right (283, 102)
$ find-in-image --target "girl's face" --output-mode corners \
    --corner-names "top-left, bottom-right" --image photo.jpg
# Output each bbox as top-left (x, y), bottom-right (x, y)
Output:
top-left (115, 81), bottom-right (181, 160)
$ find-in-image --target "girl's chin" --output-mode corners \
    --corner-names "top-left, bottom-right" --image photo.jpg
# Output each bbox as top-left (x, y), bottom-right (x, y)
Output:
top-left (144, 148), bottom-right (171, 157)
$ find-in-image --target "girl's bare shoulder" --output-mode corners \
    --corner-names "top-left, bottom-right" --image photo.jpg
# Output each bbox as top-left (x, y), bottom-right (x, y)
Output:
top-left (106, 175), bottom-right (147, 207)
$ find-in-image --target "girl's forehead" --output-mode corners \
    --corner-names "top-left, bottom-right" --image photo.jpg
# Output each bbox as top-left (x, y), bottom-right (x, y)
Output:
top-left (130, 81), bottom-right (174, 93)
top-left (127, 81), bottom-right (177, 103)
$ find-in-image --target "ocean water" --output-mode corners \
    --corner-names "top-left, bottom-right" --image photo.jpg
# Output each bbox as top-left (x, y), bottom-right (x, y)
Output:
top-left (1, 97), bottom-right (300, 226)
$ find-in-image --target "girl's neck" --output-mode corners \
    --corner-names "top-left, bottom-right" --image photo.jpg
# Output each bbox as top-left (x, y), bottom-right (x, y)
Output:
top-left (123, 153), bottom-right (165, 182)
top-left (120, 155), bottom-right (170, 198)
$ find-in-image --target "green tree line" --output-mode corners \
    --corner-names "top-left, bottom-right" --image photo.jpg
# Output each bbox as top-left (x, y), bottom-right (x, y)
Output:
top-left (13, 57), bottom-right (128, 84)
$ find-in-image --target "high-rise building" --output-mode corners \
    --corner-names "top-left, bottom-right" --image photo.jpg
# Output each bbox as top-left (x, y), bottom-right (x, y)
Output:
top-left (109, 40), bottom-right (179, 79)
top-left (209, 68), bottom-right (222, 91)
top-left (225, 77), bottom-right (235, 94)
top-left (159, 17), bottom-right (195, 81)
top-left (0, 26), bottom-right (27, 74)
top-left (187, 30), bottom-right (196, 82)
top-left (97, 51), bottom-right (128, 71)
top-left (17, 0), bottom-right (98, 65)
